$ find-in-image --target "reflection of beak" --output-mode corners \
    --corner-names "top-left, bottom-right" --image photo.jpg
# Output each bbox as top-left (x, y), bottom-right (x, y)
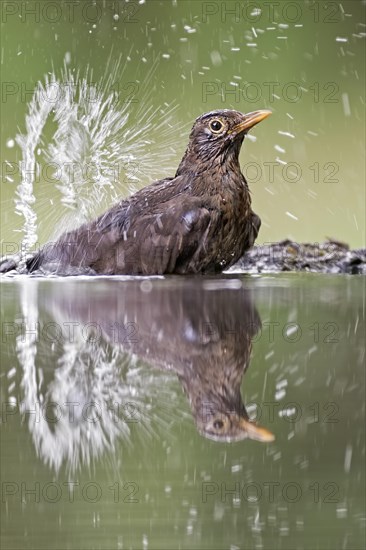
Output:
top-left (230, 110), bottom-right (272, 135)
top-left (239, 417), bottom-right (275, 442)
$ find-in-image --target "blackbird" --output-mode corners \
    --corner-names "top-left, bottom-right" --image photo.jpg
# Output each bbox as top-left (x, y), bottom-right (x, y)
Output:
top-left (35, 278), bottom-right (274, 451)
top-left (3, 109), bottom-right (271, 275)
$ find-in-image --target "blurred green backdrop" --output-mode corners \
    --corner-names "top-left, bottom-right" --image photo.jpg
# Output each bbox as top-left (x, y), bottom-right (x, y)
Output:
top-left (0, 0), bottom-right (365, 251)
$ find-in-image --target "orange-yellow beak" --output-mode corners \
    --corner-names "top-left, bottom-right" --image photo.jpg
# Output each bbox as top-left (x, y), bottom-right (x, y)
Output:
top-left (230, 110), bottom-right (272, 135)
top-left (239, 417), bottom-right (275, 442)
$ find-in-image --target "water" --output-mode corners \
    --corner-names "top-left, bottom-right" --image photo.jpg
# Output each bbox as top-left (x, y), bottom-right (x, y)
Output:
top-left (9, 57), bottom-right (184, 262)
top-left (1, 274), bottom-right (365, 549)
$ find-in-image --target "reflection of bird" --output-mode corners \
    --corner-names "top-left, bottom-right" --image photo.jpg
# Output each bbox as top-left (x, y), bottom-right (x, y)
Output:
top-left (3, 109), bottom-right (270, 275)
top-left (41, 279), bottom-right (274, 443)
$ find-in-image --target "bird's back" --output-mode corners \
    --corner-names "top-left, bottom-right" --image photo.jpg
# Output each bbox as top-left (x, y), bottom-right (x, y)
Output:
top-left (25, 170), bottom-right (259, 275)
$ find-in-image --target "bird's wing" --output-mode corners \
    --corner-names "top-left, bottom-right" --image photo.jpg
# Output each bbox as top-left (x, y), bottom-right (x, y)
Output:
top-left (121, 196), bottom-right (213, 274)
top-left (95, 177), bottom-right (175, 235)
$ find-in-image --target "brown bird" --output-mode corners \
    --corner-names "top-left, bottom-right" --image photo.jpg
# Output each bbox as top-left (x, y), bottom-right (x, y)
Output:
top-left (37, 278), bottom-right (274, 446)
top-left (2, 109), bottom-right (271, 275)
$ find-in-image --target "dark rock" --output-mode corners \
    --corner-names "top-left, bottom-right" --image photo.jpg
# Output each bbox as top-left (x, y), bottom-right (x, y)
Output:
top-left (233, 241), bottom-right (366, 275)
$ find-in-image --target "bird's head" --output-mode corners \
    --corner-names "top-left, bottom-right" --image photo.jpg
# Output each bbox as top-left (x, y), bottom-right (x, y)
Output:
top-left (198, 409), bottom-right (275, 443)
top-left (176, 109), bottom-right (271, 174)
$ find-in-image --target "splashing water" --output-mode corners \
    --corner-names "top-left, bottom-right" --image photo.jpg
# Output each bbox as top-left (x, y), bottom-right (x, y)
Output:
top-left (15, 96), bottom-right (53, 266)
top-left (13, 54), bottom-right (185, 258)
top-left (13, 280), bottom-right (183, 473)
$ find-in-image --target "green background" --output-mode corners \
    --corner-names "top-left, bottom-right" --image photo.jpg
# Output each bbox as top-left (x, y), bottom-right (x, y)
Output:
top-left (0, 0), bottom-right (365, 251)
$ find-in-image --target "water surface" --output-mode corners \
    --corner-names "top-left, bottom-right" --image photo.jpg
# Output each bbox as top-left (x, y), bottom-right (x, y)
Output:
top-left (1, 273), bottom-right (364, 549)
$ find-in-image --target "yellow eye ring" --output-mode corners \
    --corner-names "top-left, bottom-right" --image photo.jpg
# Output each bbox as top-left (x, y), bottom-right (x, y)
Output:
top-left (209, 119), bottom-right (224, 133)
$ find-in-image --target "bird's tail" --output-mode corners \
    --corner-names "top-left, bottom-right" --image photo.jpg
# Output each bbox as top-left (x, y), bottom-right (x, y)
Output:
top-left (0, 255), bottom-right (21, 274)
top-left (0, 253), bottom-right (40, 274)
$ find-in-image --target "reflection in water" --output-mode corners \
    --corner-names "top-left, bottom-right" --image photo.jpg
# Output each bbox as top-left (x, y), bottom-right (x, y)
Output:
top-left (10, 278), bottom-right (273, 472)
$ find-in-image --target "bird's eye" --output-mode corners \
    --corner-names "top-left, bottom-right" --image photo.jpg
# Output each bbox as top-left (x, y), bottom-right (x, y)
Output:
top-left (213, 419), bottom-right (224, 430)
top-left (209, 119), bottom-right (223, 133)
